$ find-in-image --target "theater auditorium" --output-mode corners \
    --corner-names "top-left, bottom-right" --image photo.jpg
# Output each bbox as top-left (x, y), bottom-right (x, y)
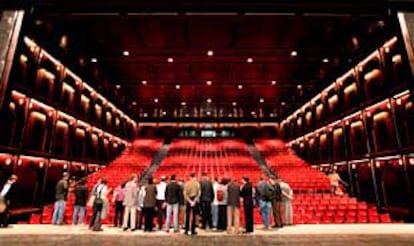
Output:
top-left (1, 1), bottom-right (414, 245)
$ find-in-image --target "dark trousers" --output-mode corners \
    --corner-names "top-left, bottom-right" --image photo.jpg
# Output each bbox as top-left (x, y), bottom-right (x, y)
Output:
top-left (0, 209), bottom-right (9, 228)
top-left (156, 200), bottom-right (165, 229)
top-left (136, 208), bottom-right (144, 229)
top-left (89, 203), bottom-right (102, 229)
top-left (185, 201), bottom-right (197, 234)
top-left (272, 200), bottom-right (283, 227)
top-left (217, 205), bottom-right (227, 231)
top-left (114, 201), bottom-right (124, 227)
top-left (143, 207), bottom-right (155, 232)
top-left (244, 204), bottom-right (254, 232)
top-left (201, 201), bottom-right (212, 229)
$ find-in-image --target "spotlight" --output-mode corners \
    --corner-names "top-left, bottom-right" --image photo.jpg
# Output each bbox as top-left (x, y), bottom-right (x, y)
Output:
top-left (167, 57), bottom-right (174, 63)
top-left (207, 50), bottom-right (214, 56)
top-left (290, 51), bottom-right (298, 57)
top-left (247, 57), bottom-right (253, 63)
top-left (122, 51), bottom-right (130, 56)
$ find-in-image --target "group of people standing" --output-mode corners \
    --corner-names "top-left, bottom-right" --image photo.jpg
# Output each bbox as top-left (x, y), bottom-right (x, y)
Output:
top-left (50, 171), bottom-right (294, 234)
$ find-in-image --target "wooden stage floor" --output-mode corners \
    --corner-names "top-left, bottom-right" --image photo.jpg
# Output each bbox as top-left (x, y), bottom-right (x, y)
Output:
top-left (0, 224), bottom-right (413, 245)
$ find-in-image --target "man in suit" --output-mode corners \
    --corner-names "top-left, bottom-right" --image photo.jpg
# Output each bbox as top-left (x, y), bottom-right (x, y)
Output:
top-left (0, 174), bottom-right (18, 228)
top-left (270, 177), bottom-right (283, 228)
top-left (122, 174), bottom-right (138, 231)
top-left (227, 178), bottom-right (240, 234)
top-left (199, 172), bottom-right (214, 230)
top-left (240, 176), bottom-right (254, 233)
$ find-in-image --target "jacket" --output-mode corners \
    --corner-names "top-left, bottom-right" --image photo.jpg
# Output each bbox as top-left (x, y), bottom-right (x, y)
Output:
top-left (200, 179), bottom-right (215, 202)
top-left (165, 181), bottom-right (181, 204)
top-left (55, 179), bottom-right (68, 201)
top-left (240, 182), bottom-right (254, 207)
top-left (272, 183), bottom-right (282, 202)
top-left (74, 184), bottom-right (88, 206)
top-left (123, 180), bottom-right (138, 207)
top-left (143, 184), bottom-right (157, 208)
top-left (256, 180), bottom-right (271, 201)
top-left (184, 179), bottom-right (201, 202)
top-left (227, 182), bottom-right (241, 207)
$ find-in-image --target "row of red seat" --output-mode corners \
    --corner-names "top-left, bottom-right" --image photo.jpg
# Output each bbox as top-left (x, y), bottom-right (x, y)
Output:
top-left (254, 139), bottom-right (393, 224)
top-left (38, 139), bottom-right (163, 224)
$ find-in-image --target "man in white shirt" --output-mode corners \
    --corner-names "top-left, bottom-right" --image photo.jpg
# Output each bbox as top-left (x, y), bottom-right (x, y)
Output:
top-left (0, 175), bottom-right (18, 228)
top-left (156, 176), bottom-right (167, 230)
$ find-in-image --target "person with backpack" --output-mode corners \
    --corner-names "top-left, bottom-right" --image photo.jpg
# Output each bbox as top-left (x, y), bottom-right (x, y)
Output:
top-left (90, 178), bottom-right (108, 231)
top-left (270, 177), bottom-right (283, 228)
top-left (216, 178), bottom-right (228, 231)
top-left (199, 173), bottom-right (214, 230)
top-left (240, 176), bottom-right (254, 233)
top-left (256, 176), bottom-right (272, 229)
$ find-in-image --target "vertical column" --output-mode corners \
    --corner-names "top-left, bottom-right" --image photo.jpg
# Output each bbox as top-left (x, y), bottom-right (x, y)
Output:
top-left (0, 10), bottom-right (24, 109)
top-left (398, 12), bottom-right (414, 75)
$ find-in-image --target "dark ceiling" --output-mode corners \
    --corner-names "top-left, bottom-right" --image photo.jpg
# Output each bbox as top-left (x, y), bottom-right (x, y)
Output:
top-left (21, 11), bottom-right (397, 121)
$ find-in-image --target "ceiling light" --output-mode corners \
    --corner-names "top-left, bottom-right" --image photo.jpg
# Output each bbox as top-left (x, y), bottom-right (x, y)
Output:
top-left (162, 111), bottom-right (167, 116)
top-left (207, 98), bottom-right (212, 103)
top-left (91, 58), bottom-right (98, 63)
top-left (206, 111), bottom-right (211, 116)
top-left (207, 50), bottom-right (214, 56)
top-left (181, 102), bottom-right (186, 106)
top-left (167, 57), bottom-right (174, 63)
top-left (238, 84), bottom-right (243, 89)
top-left (297, 84), bottom-right (302, 90)
top-left (281, 102), bottom-right (286, 106)
top-left (232, 102), bottom-right (237, 106)
top-left (185, 113), bottom-right (190, 117)
top-left (154, 98), bottom-right (159, 103)
top-left (251, 111), bottom-right (256, 115)
top-left (260, 98), bottom-right (264, 103)
top-left (175, 84), bottom-right (181, 89)
top-left (122, 51), bottom-right (130, 56)
top-left (132, 101), bottom-right (137, 106)
top-left (271, 80), bottom-right (277, 85)
top-left (290, 51), bottom-right (298, 57)
top-left (247, 57), bottom-right (253, 63)
top-left (143, 113), bottom-right (148, 117)
top-left (323, 58), bottom-right (329, 63)
top-left (206, 80), bottom-right (212, 86)
top-left (141, 80), bottom-right (147, 85)
top-left (115, 84), bottom-right (121, 89)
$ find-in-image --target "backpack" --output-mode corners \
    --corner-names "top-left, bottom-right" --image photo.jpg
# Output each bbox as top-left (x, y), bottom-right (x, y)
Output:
top-left (263, 186), bottom-right (274, 202)
top-left (216, 188), bottom-right (224, 202)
